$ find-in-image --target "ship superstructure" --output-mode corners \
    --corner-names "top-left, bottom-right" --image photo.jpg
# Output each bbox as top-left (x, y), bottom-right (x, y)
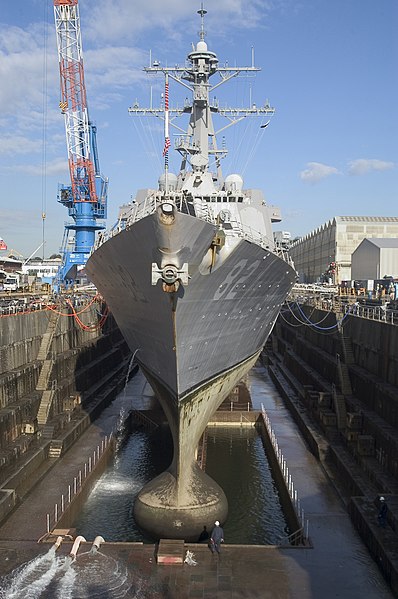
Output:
top-left (86, 6), bottom-right (296, 540)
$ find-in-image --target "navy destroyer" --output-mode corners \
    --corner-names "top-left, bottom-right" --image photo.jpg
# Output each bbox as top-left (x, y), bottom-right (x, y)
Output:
top-left (86, 6), bottom-right (296, 540)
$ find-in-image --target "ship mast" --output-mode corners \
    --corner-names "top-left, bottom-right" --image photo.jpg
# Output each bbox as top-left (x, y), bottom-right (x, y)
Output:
top-left (129, 5), bottom-right (275, 190)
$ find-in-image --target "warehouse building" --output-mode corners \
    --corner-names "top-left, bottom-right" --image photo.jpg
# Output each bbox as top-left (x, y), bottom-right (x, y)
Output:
top-left (289, 216), bottom-right (398, 284)
top-left (351, 238), bottom-right (398, 281)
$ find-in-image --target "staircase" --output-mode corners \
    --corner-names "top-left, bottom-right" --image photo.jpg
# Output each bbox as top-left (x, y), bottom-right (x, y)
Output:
top-left (37, 390), bottom-right (55, 425)
top-left (36, 308), bottom-right (60, 426)
top-left (332, 386), bottom-right (348, 430)
top-left (37, 310), bottom-right (60, 361)
top-left (48, 440), bottom-right (63, 458)
top-left (336, 353), bottom-right (353, 396)
top-left (341, 335), bottom-right (355, 365)
top-left (36, 359), bottom-right (54, 391)
top-left (41, 424), bottom-right (55, 441)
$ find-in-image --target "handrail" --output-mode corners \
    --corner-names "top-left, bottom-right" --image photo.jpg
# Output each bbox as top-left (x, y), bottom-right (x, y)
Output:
top-left (261, 404), bottom-right (310, 545)
top-left (92, 194), bottom-right (281, 256)
top-left (277, 527), bottom-right (304, 546)
top-left (288, 294), bottom-right (398, 327)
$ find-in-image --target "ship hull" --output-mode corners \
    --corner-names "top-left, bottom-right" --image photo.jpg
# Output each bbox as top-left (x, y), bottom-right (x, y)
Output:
top-left (86, 208), bottom-right (296, 538)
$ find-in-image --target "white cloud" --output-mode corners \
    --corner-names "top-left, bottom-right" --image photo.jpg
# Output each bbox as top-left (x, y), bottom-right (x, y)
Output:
top-left (0, 135), bottom-right (40, 156)
top-left (1, 158), bottom-right (68, 177)
top-left (347, 159), bottom-right (395, 176)
top-left (0, 24), bottom-right (59, 118)
top-left (84, 47), bottom-right (148, 93)
top-left (83, 0), bottom-right (276, 44)
top-left (300, 162), bottom-right (340, 184)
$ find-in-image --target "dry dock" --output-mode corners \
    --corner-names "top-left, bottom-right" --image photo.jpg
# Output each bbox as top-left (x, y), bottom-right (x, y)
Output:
top-left (0, 368), bottom-right (393, 598)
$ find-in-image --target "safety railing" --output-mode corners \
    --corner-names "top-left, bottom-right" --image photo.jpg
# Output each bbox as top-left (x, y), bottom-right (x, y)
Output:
top-left (343, 302), bottom-right (397, 325)
top-left (217, 402), bottom-right (251, 412)
top-left (44, 433), bottom-right (113, 536)
top-left (92, 193), bottom-right (281, 257)
top-left (290, 294), bottom-right (398, 327)
top-left (261, 404), bottom-right (309, 545)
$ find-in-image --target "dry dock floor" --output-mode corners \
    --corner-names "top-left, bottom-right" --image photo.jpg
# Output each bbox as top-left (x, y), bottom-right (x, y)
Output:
top-left (0, 367), bottom-right (394, 598)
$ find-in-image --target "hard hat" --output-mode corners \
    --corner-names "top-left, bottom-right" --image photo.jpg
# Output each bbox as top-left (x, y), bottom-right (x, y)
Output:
top-left (215, 520), bottom-right (220, 526)
top-left (380, 496), bottom-right (385, 501)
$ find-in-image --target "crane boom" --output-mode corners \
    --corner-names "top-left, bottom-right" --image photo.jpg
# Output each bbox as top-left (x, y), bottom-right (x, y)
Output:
top-left (53, 0), bottom-right (107, 289)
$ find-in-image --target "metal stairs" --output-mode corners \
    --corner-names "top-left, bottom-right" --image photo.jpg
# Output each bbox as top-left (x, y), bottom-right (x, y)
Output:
top-left (36, 308), bottom-right (60, 426)
top-left (36, 359), bottom-right (54, 391)
top-left (37, 310), bottom-right (60, 361)
top-left (48, 440), bottom-right (63, 458)
top-left (332, 385), bottom-right (348, 430)
top-left (37, 390), bottom-right (55, 425)
top-left (341, 335), bottom-right (355, 365)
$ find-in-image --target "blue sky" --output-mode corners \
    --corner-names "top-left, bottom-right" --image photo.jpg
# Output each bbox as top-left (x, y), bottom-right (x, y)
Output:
top-left (0, 0), bottom-right (397, 257)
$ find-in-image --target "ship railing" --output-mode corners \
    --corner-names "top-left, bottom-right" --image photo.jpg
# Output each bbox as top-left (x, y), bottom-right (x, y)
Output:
top-left (92, 194), bottom-right (285, 258)
top-left (224, 219), bottom-right (275, 252)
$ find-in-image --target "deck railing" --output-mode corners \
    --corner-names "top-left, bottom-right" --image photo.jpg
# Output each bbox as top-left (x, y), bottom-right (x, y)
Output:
top-left (92, 195), bottom-right (281, 255)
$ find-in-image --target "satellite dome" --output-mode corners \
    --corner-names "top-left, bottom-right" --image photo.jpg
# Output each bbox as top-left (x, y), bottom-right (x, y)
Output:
top-left (158, 172), bottom-right (177, 191)
top-left (225, 174), bottom-right (243, 192)
top-left (196, 40), bottom-right (208, 52)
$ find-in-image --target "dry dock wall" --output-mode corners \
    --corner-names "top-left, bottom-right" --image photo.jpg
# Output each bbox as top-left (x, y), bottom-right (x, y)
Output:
top-left (269, 305), bottom-right (398, 594)
top-left (0, 300), bottom-right (130, 481)
top-left (274, 307), bottom-right (398, 426)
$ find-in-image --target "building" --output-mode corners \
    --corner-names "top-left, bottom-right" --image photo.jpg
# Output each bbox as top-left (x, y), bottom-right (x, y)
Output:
top-left (289, 216), bottom-right (398, 284)
top-left (22, 258), bottom-right (62, 285)
top-left (351, 238), bottom-right (398, 280)
top-left (0, 257), bottom-right (23, 273)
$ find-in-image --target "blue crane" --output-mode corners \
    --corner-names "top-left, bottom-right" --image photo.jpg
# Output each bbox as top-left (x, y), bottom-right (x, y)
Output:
top-left (53, 0), bottom-right (107, 290)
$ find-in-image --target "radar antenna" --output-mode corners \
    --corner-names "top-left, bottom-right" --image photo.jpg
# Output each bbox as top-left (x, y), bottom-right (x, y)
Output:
top-left (198, 3), bottom-right (207, 41)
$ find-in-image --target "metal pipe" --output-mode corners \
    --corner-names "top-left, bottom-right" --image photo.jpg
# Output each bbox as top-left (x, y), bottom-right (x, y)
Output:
top-left (69, 535), bottom-right (86, 559)
top-left (54, 536), bottom-right (63, 550)
top-left (91, 535), bottom-right (105, 551)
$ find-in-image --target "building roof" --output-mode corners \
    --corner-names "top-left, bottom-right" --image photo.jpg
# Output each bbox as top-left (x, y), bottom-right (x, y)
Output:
top-left (361, 238), bottom-right (398, 249)
top-left (335, 216), bottom-right (398, 223)
top-left (291, 216), bottom-right (398, 247)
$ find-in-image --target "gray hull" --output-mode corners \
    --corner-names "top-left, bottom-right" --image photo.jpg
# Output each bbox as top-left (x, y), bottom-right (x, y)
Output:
top-left (86, 208), bottom-right (295, 539)
top-left (87, 210), bottom-right (294, 397)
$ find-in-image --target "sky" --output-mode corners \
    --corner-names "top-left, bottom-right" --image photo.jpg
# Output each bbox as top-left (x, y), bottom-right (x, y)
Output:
top-left (0, 0), bottom-right (397, 257)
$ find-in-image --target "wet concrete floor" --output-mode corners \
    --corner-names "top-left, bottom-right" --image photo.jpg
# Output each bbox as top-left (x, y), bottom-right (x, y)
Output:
top-left (0, 365), bottom-right (394, 598)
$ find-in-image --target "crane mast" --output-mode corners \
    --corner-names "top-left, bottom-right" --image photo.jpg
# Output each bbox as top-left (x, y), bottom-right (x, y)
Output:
top-left (53, 0), bottom-right (107, 289)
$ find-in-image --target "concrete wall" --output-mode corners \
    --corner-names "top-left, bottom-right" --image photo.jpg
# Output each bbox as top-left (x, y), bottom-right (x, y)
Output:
top-left (0, 300), bottom-right (130, 476)
top-left (343, 317), bottom-right (398, 388)
top-left (277, 306), bottom-right (398, 391)
top-left (0, 306), bottom-right (101, 376)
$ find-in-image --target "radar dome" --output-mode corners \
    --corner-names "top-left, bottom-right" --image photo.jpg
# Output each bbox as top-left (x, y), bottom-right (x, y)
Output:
top-left (225, 174), bottom-right (243, 192)
top-left (196, 40), bottom-right (208, 52)
top-left (158, 173), bottom-right (178, 192)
